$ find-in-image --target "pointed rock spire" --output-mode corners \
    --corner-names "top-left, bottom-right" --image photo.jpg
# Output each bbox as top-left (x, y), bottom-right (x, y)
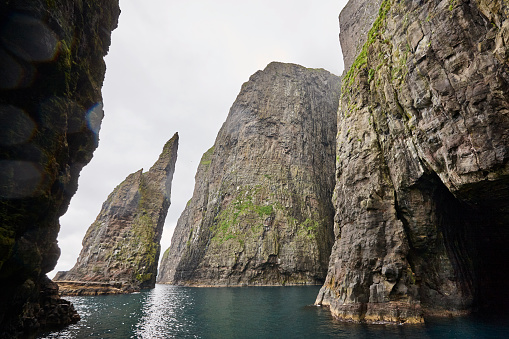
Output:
top-left (55, 133), bottom-right (178, 294)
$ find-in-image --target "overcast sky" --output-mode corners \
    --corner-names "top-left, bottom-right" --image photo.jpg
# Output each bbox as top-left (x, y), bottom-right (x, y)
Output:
top-left (52, 0), bottom-right (349, 277)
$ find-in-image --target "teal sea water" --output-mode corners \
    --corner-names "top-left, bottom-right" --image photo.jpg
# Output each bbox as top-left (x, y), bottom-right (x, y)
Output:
top-left (39, 285), bottom-right (509, 338)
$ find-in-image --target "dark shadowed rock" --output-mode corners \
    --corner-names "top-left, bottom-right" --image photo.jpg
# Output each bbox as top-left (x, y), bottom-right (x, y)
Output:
top-left (0, 0), bottom-right (119, 336)
top-left (55, 134), bottom-right (178, 295)
top-left (316, 0), bottom-right (509, 324)
top-left (158, 62), bottom-right (340, 286)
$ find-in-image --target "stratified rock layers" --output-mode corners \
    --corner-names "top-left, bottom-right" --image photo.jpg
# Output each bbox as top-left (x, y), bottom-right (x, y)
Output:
top-left (158, 62), bottom-right (340, 286)
top-left (0, 0), bottom-right (119, 336)
top-left (55, 134), bottom-right (178, 294)
top-left (316, 0), bottom-right (509, 323)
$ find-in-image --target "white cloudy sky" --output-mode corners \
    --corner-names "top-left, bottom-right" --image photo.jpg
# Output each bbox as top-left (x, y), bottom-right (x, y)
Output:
top-left (52, 0), bottom-right (349, 277)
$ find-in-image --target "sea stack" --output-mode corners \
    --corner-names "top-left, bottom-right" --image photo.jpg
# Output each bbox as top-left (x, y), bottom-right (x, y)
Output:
top-left (55, 133), bottom-right (178, 294)
top-left (316, 0), bottom-right (509, 323)
top-left (158, 62), bottom-right (340, 286)
top-left (0, 0), bottom-right (119, 336)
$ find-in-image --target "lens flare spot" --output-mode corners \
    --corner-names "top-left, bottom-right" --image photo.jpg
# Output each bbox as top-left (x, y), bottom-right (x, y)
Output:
top-left (0, 48), bottom-right (35, 89)
top-left (0, 160), bottom-right (42, 198)
top-left (0, 105), bottom-right (36, 145)
top-left (86, 103), bottom-right (104, 135)
top-left (0, 13), bottom-right (59, 62)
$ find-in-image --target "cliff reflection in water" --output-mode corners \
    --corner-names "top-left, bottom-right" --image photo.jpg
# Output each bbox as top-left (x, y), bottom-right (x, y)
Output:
top-left (39, 285), bottom-right (509, 338)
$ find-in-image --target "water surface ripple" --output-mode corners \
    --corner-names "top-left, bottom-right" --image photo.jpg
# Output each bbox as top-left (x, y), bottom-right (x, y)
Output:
top-left (39, 285), bottom-right (509, 338)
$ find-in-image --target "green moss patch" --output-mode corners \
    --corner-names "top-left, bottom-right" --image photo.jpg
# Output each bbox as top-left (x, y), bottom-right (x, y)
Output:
top-left (211, 186), bottom-right (275, 245)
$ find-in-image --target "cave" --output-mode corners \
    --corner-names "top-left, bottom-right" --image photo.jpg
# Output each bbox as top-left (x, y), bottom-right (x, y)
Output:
top-left (398, 173), bottom-right (509, 315)
top-left (453, 177), bottom-right (509, 314)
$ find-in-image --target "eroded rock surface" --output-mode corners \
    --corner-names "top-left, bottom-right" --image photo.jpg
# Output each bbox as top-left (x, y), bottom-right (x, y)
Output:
top-left (316, 0), bottom-right (509, 324)
top-left (158, 62), bottom-right (340, 286)
top-left (55, 134), bottom-right (178, 294)
top-left (0, 0), bottom-right (119, 336)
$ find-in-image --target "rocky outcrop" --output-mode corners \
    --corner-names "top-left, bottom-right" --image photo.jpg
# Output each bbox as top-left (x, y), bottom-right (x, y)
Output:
top-left (55, 134), bottom-right (178, 295)
top-left (0, 0), bottom-right (119, 336)
top-left (316, 0), bottom-right (509, 324)
top-left (50, 280), bottom-right (124, 296)
top-left (158, 62), bottom-right (340, 286)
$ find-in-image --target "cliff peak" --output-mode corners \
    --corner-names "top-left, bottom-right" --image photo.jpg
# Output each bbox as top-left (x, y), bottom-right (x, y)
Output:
top-left (158, 62), bottom-right (340, 286)
top-left (55, 133), bottom-right (178, 294)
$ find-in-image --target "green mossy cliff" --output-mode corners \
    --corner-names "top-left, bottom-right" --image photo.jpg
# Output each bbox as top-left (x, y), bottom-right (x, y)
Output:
top-left (158, 62), bottom-right (340, 286)
top-left (54, 134), bottom-right (178, 294)
top-left (0, 0), bottom-right (119, 336)
top-left (316, 0), bottom-right (509, 324)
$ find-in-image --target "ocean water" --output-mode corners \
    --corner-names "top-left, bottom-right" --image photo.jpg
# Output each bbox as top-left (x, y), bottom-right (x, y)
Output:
top-left (39, 285), bottom-right (509, 339)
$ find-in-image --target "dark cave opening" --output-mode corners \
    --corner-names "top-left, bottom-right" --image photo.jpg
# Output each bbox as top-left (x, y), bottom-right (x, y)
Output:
top-left (434, 175), bottom-right (509, 314)
top-left (399, 173), bottom-right (509, 315)
top-left (474, 215), bottom-right (509, 313)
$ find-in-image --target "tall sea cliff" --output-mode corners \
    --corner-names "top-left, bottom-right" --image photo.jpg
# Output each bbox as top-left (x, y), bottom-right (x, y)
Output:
top-left (0, 0), bottom-right (120, 336)
top-left (2, 0), bottom-right (509, 334)
top-left (158, 62), bottom-right (341, 286)
top-left (316, 0), bottom-right (509, 323)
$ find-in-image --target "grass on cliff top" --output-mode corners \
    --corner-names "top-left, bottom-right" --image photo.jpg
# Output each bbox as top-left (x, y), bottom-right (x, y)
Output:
top-left (200, 146), bottom-right (215, 167)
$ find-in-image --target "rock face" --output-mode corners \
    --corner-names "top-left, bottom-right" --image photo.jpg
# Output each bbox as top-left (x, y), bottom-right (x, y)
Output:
top-left (339, 0), bottom-right (382, 72)
top-left (0, 0), bottom-right (119, 336)
top-left (316, 0), bottom-right (509, 324)
top-left (55, 133), bottom-right (178, 294)
top-left (158, 62), bottom-right (340, 286)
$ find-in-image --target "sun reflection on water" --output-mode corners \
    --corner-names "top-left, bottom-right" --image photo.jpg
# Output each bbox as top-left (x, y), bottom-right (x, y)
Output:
top-left (134, 285), bottom-right (199, 338)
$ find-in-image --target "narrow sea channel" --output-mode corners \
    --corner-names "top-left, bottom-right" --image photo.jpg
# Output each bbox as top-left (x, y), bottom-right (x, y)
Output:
top-left (39, 285), bottom-right (509, 338)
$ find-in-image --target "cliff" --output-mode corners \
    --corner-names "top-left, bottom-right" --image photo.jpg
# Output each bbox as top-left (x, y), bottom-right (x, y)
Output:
top-left (316, 0), bottom-right (509, 323)
top-left (54, 133), bottom-right (178, 295)
top-left (339, 0), bottom-right (382, 72)
top-left (0, 0), bottom-right (119, 336)
top-left (158, 62), bottom-right (340, 286)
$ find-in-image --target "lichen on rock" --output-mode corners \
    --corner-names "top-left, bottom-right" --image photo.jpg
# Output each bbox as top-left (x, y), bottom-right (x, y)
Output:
top-left (158, 62), bottom-right (341, 286)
